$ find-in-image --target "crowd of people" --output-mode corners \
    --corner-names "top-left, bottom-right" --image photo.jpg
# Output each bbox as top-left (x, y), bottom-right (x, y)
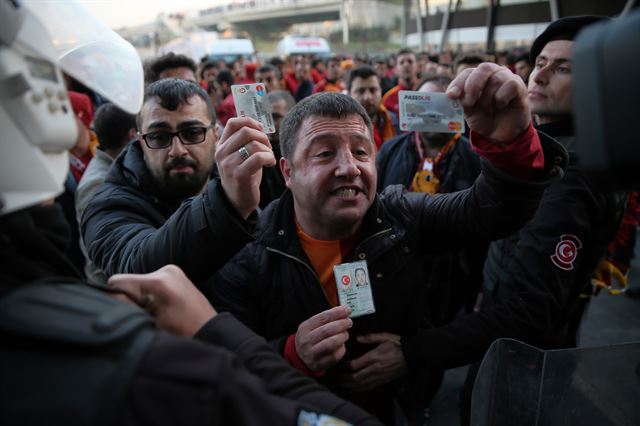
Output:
top-left (2, 5), bottom-right (638, 425)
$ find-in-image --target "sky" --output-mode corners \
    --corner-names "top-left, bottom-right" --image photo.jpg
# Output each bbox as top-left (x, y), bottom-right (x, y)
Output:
top-left (78, 0), bottom-right (225, 29)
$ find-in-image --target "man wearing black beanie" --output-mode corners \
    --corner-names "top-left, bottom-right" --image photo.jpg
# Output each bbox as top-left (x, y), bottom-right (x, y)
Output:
top-left (399, 16), bottom-right (631, 425)
top-left (527, 15), bottom-right (607, 124)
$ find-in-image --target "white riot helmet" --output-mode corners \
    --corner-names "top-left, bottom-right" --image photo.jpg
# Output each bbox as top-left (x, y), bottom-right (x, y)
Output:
top-left (0, 0), bottom-right (143, 215)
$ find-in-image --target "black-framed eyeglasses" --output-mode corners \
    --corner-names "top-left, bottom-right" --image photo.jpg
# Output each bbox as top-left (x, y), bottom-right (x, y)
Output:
top-left (139, 125), bottom-right (213, 149)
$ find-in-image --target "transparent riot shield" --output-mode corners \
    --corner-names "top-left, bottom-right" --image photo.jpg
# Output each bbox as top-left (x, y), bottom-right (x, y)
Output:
top-left (23, 0), bottom-right (143, 115)
top-left (470, 338), bottom-right (640, 426)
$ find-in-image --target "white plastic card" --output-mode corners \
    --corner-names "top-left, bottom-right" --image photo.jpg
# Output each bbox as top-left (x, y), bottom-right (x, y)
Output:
top-left (231, 83), bottom-right (275, 134)
top-left (399, 90), bottom-right (465, 133)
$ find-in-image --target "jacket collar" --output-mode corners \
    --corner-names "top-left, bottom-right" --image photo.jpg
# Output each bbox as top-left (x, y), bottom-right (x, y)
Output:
top-left (106, 139), bottom-right (160, 197)
top-left (535, 117), bottom-right (576, 163)
top-left (259, 189), bottom-right (397, 257)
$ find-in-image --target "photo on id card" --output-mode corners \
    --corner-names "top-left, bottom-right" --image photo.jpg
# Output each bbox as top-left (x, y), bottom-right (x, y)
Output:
top-left (333, 260), bottom-right (375, 318)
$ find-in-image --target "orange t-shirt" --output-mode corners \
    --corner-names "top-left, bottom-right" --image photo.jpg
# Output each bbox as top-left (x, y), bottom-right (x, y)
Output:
top-left (296, 221), bottom-right (357, 307)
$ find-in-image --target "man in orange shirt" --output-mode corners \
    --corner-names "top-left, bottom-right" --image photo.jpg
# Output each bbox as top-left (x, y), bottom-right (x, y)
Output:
top-left (381, 48), bottom-right (419, 116)
top-left (213, 64), bottom-right (562, 424)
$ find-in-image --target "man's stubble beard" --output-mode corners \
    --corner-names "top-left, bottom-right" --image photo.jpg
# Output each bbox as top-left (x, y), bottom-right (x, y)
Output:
top-left (150, 156), bottom-right (211, 202)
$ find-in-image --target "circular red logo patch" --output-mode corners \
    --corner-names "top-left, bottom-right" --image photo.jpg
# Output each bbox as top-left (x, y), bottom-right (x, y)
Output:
top-left (551, 234), bottom-right (582, 271)
top-left (341, 275), bottom-right (351, 286)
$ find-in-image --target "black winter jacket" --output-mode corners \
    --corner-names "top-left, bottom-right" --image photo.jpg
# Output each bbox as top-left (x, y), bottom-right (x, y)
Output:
top-left (211, 137), bottom-right (565, 418)
top-left (376, 132), bottom-right (481, 193)
top-left (376, 132), bottom-right (485, 319)
top-left (0, 206), bottom-right (380, 426)
top-left (401, 119), bottom-right (629, 372)
top-left (81, 141), bottom-right (255, 283)
top-left (127, 313), bottom-right (380, 425)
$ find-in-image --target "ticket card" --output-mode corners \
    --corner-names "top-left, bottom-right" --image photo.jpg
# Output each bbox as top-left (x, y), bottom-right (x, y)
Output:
top-left (333, 260), bottom-right (375, 318)
top-left (231, 83), bottom-right (275, 134)
top-left (399, 91), bottom-right (465, 133)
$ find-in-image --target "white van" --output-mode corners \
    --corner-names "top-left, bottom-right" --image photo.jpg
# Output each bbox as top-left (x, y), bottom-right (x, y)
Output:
top-left (277, 36), bottom-right (332, 58)
top-left (207, 38), bottom-right (256, 65)
top-left (157, 31), bottom-right (219, 62)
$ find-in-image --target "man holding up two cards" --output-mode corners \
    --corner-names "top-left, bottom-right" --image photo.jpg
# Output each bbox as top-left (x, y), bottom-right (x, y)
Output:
top-left (212, 64), bottom-right (567, 424)
top-left (82, 78), bottom-right (275, 283)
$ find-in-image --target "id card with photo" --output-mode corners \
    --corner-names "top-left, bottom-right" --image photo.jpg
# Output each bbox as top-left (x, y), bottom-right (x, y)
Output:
top-left (333, 260), bottom-right (375, 318)
top-left (231, 83), bottom-right (275, 134)
top-left (399, 90), bottom-right (465, 133)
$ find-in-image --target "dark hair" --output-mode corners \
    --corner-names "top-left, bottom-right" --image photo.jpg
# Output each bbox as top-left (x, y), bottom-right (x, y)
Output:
top-left (267, 90), bottom-right (296, 110)
top-left (137, 78), bottom-right (216, 129)
top-left (269, 56), bottom-right (285, 67)
top-left (355, 267), bottom-right (366, 276)
top-left (513, 52), bottom-right (531, 66)
top-left (215, 70), bottom-right (235, 87)
top-left (453, 52), bottom-right (486, 72)
top-left (374, 55), bottom-right (387, 64)
top-left (280, 92), bottom-right (372, 160)
top-left (144, 53), bottom-right (197, 84)
top-left (94, 103), bottom-right (137, 151)
top-left (257, 64), bottom-right (282, 80)
top-left (200, 61), bottom-right (219, 80)
top-left (347, 65), bottom-right (378, 92)
top-left (417, 75), bottom-right (452, 92)
top-left (354, 52), bottom-right (367, 62)
top-left (397, 48), bottom-right (416, 57)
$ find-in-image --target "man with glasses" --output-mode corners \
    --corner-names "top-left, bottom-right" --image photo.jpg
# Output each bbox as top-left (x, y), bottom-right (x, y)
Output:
top-left (81, 78), bottom-right (275, 284)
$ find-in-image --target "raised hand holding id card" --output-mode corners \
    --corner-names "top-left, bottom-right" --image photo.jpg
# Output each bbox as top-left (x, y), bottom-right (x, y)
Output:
top-left (399, 90), bottom-right (465, 133)
top-left (333, 260), bottom-right (375, 318)
top-left (231, 83), bottom-right (276, 134)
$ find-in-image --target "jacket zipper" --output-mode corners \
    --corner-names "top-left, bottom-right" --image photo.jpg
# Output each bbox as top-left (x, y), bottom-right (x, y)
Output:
top-left (266, 227), bottom-right (394, 305)
top-left (266, 247), bottom-right (332, 306)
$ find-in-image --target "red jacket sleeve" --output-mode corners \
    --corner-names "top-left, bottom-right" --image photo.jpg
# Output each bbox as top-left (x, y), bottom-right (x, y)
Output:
top-left (284, 333), bottom-right (325, 377)
top-left (470, 123), bottom-right (545, 180)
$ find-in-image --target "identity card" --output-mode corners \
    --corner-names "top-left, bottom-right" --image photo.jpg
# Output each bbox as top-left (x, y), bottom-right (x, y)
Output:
top-left (333, 260), bottom-right (375, 318)
top-left (231, 83), bottom-right (275, 134)
top-left (399, 90), bottom-right (465, 133)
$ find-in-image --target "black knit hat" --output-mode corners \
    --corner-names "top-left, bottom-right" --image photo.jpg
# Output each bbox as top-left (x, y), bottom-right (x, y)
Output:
top-left (530, 15), bottom-right (609, 64)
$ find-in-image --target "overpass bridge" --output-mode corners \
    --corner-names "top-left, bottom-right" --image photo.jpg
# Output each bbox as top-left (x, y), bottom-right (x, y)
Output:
top-left (117, 0), bottom-right (401, 56)
top-left (193, 0), bottom-right (346, 32)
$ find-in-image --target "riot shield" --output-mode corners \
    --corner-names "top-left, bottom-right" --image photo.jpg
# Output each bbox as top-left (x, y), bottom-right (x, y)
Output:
top-left (470, 338), bottom-right (640, 426)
